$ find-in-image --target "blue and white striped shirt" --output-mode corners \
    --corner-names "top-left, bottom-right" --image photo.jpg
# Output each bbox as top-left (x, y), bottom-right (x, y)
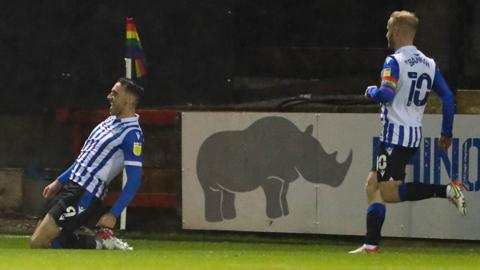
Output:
top-left (367, 46), bottom-right (454, 148)
top-left (58, 114), bottom-right (144, 203)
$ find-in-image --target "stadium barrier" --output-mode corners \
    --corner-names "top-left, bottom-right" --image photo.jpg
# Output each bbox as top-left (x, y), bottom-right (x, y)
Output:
top-left (0, 168), bottom-right (22, 210)
top-left (182, 111), bottom-right (480, 240)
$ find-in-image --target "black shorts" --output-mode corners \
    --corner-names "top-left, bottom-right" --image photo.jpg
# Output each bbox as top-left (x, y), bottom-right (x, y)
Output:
top-left (46, 182), bottom-right (104, 233)
top-left (371, 142), bottom-right (417, 182)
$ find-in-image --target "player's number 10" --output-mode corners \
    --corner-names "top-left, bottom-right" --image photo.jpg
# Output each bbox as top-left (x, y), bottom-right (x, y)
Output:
top-left (406, 71), bottom-right (432, 107)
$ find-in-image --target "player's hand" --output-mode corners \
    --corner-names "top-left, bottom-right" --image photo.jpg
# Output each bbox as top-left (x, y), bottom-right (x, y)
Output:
top-left (364, 86), bottom-right (377, 99)
top-left (96, 212), bottom-right (117, 229)
top-left (42, 179), bottom-right (62, 198)
top-left (439, 136), bottom-right (452, 152)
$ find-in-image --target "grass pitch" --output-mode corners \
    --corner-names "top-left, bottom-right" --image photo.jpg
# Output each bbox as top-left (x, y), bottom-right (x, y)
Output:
top-left (1, 234), bottom-right (480, 270)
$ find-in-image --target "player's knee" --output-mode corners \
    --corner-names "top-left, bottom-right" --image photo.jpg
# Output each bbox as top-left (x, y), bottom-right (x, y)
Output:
top-left (378, 181), bottom-right (401, 203)
top-left (30, 235), bottom-right (49, 249)
top-left (30, 235), bottom-right (40, 248)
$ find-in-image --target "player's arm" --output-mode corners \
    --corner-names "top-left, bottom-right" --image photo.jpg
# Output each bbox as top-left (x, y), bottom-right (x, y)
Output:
top-left (432, 66), bottom-right (455, 151)
top-left (365, 56), bottom-right (399, 103)
top-left (110, 165), bottom-right (142, 217)
top-left (97, 130), bottom-right (144, 228)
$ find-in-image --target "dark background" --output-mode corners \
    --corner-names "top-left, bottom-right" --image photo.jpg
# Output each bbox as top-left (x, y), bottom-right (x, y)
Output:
top-left (0, 0), bottom-right (478, 112)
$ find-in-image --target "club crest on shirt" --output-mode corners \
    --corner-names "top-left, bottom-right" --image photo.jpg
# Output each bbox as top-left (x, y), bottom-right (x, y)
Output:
top-left (133, 142), bottom-right (142, 156)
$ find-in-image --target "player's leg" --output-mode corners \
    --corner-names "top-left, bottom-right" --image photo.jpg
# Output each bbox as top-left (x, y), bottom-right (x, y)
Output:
top-left (379, 180), bottom-right (466, 214)
top-left (380, 181), bottom-right (446, 202)
top-left (377, 180), bottom-right (401, 202)
top-left (31, 183), bottom-right (73, 249)
top-left (351, 143), bottom-right (398, 254)
top-left (63, 194), bottom-right (134, 250)
top-left (364, 171), bottom-right (385, 251)
top-left (366, 171), bottom-right (380, 203)
top-left (376, 146), bottom-right (466, 215)
top-left (54, 189), bottom-right (105, 249)
top-left (349, 171), bottom-right (384, 254)
top-left (32, 182), bottom-right (103, 249)
top-left (31, 213), bottom-right (61, 248)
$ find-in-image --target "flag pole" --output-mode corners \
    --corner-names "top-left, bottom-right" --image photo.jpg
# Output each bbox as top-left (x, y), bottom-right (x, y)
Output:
top-left (120, 30), bottom-right (133, 231)
top-left (120, 58), bottom-right (132, 231)
top-left (125, 58), bottom-right (132, 79)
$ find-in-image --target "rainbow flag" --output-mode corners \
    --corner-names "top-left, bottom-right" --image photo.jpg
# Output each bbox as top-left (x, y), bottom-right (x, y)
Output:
top-left (125, 17), bottom-right (146, 79)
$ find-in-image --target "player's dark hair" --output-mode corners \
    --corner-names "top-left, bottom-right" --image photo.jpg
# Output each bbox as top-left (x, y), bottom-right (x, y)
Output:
top-left (118, 77), bottom-right (144, 105)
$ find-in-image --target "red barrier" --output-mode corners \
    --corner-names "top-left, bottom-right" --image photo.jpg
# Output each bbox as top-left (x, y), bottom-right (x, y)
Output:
top-left (55, 108), bottom-right (177, 125)
top-left (103, 192), bottom-right (177, 208)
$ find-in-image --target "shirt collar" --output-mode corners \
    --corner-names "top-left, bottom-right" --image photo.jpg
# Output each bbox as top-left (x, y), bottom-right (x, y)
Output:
top-left (114, 113), bottom-right (139, 123)
top-left (395, 45), bottom-right (417, 54)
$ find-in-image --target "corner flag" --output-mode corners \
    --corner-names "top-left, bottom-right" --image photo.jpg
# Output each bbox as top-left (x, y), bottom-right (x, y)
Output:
top-left (125, 17), bottom-right (147, 79)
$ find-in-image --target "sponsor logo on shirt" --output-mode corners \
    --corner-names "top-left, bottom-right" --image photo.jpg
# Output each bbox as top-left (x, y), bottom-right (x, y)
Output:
top-left (133, 142), bottom-right (142, 156)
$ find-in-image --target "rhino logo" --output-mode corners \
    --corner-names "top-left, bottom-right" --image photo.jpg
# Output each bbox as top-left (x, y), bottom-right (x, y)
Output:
top-left (197, 116), bottom-right (352, 222)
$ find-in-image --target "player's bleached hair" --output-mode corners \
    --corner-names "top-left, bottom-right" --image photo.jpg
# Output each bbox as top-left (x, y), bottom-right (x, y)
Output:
top-left (390, 10), bottom-right (419, 33)
top-left (118, 77), bottom-right (144, 105)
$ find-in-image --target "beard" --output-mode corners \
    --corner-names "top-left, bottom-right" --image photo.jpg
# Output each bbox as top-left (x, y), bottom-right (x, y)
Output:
top-left (109, 101), bottom-right (129, 116)
top-left (109, 104), bottom-right (120, 116)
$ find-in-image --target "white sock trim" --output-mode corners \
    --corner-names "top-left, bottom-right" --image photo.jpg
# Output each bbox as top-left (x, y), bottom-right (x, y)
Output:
top-left (95, 239), bottom-right (103, 249)
top-left (446, 184), bottom-right (453, 198)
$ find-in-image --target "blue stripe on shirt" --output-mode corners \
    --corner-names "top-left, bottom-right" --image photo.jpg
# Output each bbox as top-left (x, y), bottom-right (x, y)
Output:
top-left (419, 127), bottom-right (423, 146)
top-left (382, 107), bottom-right (389, 142)
top-left (387, 123), bottom-right (394, 143)
top-left (408, 127), bottom-right (413, 147)
top-left (412, 127), bottom-right (418, 147)
top-left (398, 125), bottom-right (404, 146)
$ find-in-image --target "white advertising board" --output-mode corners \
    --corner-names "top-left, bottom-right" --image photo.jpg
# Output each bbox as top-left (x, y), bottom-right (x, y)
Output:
top-left (182, 112), bottom-right (480, 240)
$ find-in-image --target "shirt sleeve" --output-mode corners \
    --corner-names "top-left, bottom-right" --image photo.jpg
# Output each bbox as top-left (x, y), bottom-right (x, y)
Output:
top-left (432, 66), bottom-right (455, 137)
top-left (122, 129), bottom-right (144, 167)
top-left (110, 165), bottom-right (142, 217)
top-left (57, 163), bottom-right (76, 184)
top-left (109, 129), bottom-right (144, 217)
top-left (366, 56), bottom-right (399, 103)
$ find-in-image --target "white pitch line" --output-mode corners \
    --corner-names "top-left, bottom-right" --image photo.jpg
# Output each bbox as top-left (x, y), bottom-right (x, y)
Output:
top-left (0, 235), bottom-right (30, 238)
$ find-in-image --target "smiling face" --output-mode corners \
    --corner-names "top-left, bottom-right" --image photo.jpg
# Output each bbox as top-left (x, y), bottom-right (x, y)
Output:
top-left (107, 81), bottom-right (134, 117)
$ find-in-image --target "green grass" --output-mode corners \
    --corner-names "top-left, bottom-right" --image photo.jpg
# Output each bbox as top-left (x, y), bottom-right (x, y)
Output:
top-left (1, 234), bottom-right (480, 270)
